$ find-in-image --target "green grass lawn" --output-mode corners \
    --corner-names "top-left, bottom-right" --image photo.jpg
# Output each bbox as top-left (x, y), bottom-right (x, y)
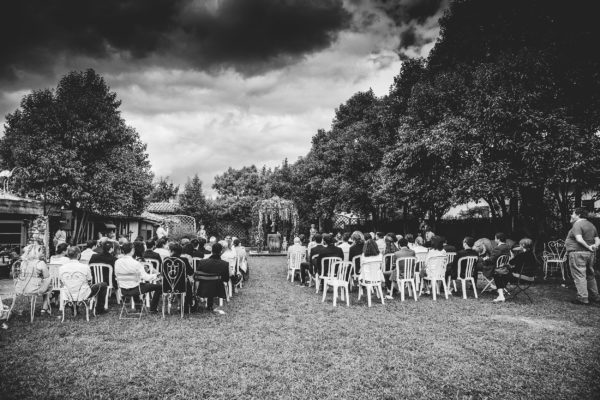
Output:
top-left (1, 256), bottom-right (599, 400)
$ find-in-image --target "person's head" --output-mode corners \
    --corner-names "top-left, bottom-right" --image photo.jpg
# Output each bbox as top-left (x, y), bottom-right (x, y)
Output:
top-left (171, 243), bottom-right (183, 257)
top-left (121, 242), bottom-right (134, 256)
top-left (363, 239), bottom-right (380, 257)
top-left (323, 234), bottom-right (335, 246)
top-left (233, 238), bottom-right (241, 247)
top-left (191, 239), bottom-right (200, 249)
top-left (518, 238), bottom-right (533, 251)
top-left (495, 232), bottom-right (506, 244)
top-left (571, 207), bottom-right (589, 223)
top-left (311, 224), bottom-right (315, 228)
top-left (135, 235), bottom-right (144, 242)
top-left (430, 236), bottom-right (444, 251)
top-left (209, 236), bottom-right (217, 244)
top-left (108, 231), bottom-right (116, 239)
top-left (293, 237), bottom-right (302, 245)
top-left (351, 231), bottom-right (364, 244)
top-left (313, 233), bottom-right (323, 244)
top-left (56, 242), bottom-right (68, 255)
top-left (405, 233), bottom-right (414, 243)
top-left (133, 241), bottom-right (145, 258)
top-left (463, 236), bottom-right (475, 249)
top-left (66, 246), bottom-right (81, 260)
top-left (386, 233), bottom-right (396, 242)
top-left (118, 237), bottom-right (128, 246)
top-left (183, 243), bottom-right (195, 255)
top-left (198, 237), bottom-right (207, 248)
top-left (146, 240), bottom-right (155, 250)
top-left (22, 244), bottom-right (46, 261)
top-left (219, 239), bottom-right (231, 251)
top-left (376, 232), bottom-right (385, 239)
top-left (200, 224), bottom-right (205, 229)
top-left (181, 238), bottom-right (190, 246)
top-left (364, 233), bottom-right (372, 241)
top-left (86, 240), bottom-right (96, 249)
top-left (342, 232), bottom-right (351, 243)
top-left (101, 240), bottom-right (114, 255)
top-left (415, 236), bottom-right (424, 246)
top-left (473, 238), bottom-right (491, 256)
top-left (398, 238), bottom-right (408, 248)
top-left (211, 242), bottom-right (223, 256)
top-left (156, 238), bottom-right (166, 249)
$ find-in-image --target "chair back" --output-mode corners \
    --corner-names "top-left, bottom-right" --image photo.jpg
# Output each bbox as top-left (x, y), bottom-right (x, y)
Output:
top-left (382, 254), bottom-right (394, 274)
top-left (89, 263), bottom-right (113, 289)
top-left (360, 258), bottom-right (383, 283)
top-left (415, 251), bottom-right (427, 263)
top-left (162, 257), bottom-right (187, 294)
top-left (396, 257), bottom-right (416, 280)
top-left (60, 271), bottom-right (89, 302)
top-left (415, 260), bottom-right (425, 276)
top-left (288, 250), bottom-right (305, 270)
top-left (11, 260), bottom-right (23, 284)
top-left (456, 256), bottom-right (478, 278)
top-left (320, 257), bottom-right (342, 279)
top-left (351, 255), bottom-right (361, 277)
top-left (425, 256), bottom-right (447, 279)
top-left (496, 254), bottom-right (510, 268)
top-left (544, 240), bottom-right (566, 261)
top-left (334, 261), bottom-right (352, 282)
top-left (446, 252), bottom-right (457, 266)
top-left (192, 257), bottom-right (203, 273)
top-left (47, 263), bottom-right (61, 291)
top-left (146, 258), bottom-right (161, 274)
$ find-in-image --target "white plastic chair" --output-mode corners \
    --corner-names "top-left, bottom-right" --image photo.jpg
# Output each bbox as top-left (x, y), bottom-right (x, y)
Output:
top-left (348, 255), bottom-right (361, 291)
top-left (314, 257), bottom-right (342, 294)
top-left (446, 252), bottom-right (457, 267)
top-left (322, 260), bottom-right (351, 307)
top-left (390, 257), bottom-right (417, 301)
top-left (414, 260), bottom-right (425, 292)
top-left (451, 256), bottom-right (478, 299)
top-left (419, 256), bottom-right (449, 300)
top-left (357, 258), bottom-right (385, 307)
top-left (287, 250), bottom-right (305, 282)
top-left (89, 263), bottom-right (113, 310)
top-left (60, 271), bottom-right (98, 322)
top-left (47, 263), bottom-right (61, 308)
top-left (482, 255), bottom-right (509, 293)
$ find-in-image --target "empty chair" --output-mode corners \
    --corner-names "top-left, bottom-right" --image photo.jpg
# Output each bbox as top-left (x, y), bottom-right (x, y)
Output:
top-left (542, 240), bottom-right (567, 280)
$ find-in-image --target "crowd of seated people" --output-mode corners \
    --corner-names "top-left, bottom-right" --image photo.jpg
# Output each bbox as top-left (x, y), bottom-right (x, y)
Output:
top-left (288, 229), bottom-right (539, 303)
top-left (8, 230), bottom-right (249, 319)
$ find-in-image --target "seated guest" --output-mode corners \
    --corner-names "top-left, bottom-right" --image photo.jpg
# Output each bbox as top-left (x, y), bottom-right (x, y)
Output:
top-left (50, 243), bottom-right (70, 264)
top-left (114, 242), bottom-right (161, 312)
top-left (154, 238), bottom-right (170, 260)
top-left (233, 239), bottom-right (249, 280)
top-left (492, 238), bottom-right (537, 302)
top-left (133, 241), bottom-right (146, 260)
top-left (384, 234), bottom-right (399, 255)
top-left (405, 233), bottom-right (415, 249)
top-left (59, 246), bottom-right (108, 315)
top-left (195, 243), bottom-right (229, 314)
top-left (181, 243), bottom-right (195, 264)
top-left (375, 232), bottom-right (386, 254)
top-left (442, 237), bottom-right (457, 253)
top-left (205, 236), bottom-right (217, 252)
top-left (446, 236), bottom-right (479, 283)
top-left (80, 240), bottom-right (97, 264)
top-left (421, 236), bottom-right (447, 293)
top-left (337, 232), bottom-right (351, 261)
top-left (191, 239), bottom-right (209, 258)
top-left (335, 232), bottom-right (343, 246)
top-left (360, 239), bottom-right (382, 280)
top-left (315, 234), bottom-right (344, 279)
top-left (143, 240), bottom-right (162, 268)
top-left (349, 231), bottom-right (365, 274)
top-left (482, 233), bottom-right (511, 280)
top-left (389, 238), bottom-right (416, 286)
top-left (412, 236), bottom-right (428, 254)
top-left (167, 243), bottom-right (195, 303)
top-left (300, 233), bottom-right (325, 286)
top-left (15, 243), bottom-right (52, 315)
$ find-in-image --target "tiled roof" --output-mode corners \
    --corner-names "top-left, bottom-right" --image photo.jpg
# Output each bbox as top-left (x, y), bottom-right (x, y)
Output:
top-left (146, 202), bottom-right (180, 214)
top-left (140, 211), bottom-right (164, 223)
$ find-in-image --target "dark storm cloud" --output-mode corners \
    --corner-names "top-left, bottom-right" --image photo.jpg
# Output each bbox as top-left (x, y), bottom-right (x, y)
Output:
top-left (0, 0), bottom-right (351, 81)
top-left (369, 0), bottom-right (446, 25)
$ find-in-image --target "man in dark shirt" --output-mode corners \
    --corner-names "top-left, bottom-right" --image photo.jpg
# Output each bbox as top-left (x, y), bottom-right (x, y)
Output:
top-left (195, 243), bottom-right (229, 313)
top-left (315, 234), bottom-right (344, 278)
top-left (482, 232), bottom-right (511, 280)
top-left (566, 207), bottom-right (600, 305)
top-left (447, 236), bottom-right (479, 282)
top-left (142, 240), bottom-right (162, 268)
top-left (300, 233), bottom-right (325, 286)
top-left (191, 238), bottom-right (210, 259)
top-left (89, 240), bottom-right (118, 286)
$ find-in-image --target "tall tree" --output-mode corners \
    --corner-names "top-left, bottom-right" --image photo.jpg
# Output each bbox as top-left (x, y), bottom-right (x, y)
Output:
top-left (0, 69), bottom-right (153, 241)
top-left (148, 176), bottom-right (179, 202)
top-left (179, 174), bottom-right (208, 226)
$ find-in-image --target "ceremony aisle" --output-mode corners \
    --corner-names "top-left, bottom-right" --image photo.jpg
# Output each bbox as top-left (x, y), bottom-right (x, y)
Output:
top-left (1, 257), bottom-right (599, 399)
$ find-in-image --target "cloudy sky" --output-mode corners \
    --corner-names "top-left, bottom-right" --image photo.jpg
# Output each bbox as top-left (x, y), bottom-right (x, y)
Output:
top-left (0, 0), bottom-right (448, 196)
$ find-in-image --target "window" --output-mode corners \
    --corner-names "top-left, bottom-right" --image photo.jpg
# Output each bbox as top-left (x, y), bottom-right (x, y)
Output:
top-left (0, 221), bottom-right (24, 250)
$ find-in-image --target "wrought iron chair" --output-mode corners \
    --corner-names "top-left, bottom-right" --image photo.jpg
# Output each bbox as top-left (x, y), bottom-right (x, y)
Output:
top-left (7, 261), bottom-right (39, 322)
top-left (322, 260), bottom-right (351, 307)
top-left (60, 271), bottom-right (98, 322)
top-left (389, 257), bottom-right (417, 301)
top-left (287, 250), bottom-right (305, 282)
top-left (89, 263), bottom-right (113, 310)
top-left (161, 257), bottom-right (188, 318)
top-left (542, 240), bottom-right (567, 280)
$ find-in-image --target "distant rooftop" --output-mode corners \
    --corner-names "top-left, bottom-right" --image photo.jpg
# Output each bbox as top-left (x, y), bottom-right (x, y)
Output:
top-left (146, 201), bottom-right (180, 214)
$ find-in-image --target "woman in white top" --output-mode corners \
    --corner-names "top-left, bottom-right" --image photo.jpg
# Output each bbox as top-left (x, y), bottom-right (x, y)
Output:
top-left (15, 243), bottom-right (52, 314)
top-left (220, 239), bottom-right (237, 277)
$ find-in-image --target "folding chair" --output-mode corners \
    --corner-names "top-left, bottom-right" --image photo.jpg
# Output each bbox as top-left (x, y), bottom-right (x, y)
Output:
top-left (510, 264), bottom-right (535, 303)
top-left (481, 255), bottom-right (509, 293)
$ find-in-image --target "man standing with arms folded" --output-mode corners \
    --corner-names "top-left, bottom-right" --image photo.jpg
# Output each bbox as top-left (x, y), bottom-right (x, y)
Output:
top-left (565, 207), bottom-right (600, 305)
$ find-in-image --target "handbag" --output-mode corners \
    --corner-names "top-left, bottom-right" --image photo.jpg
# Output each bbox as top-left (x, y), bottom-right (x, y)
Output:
top-left (495, 264), bottom-right (510, 275)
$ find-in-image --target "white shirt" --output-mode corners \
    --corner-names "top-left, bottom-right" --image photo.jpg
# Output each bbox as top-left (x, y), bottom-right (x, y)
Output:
top-left (59, 260), bottom-right (92, 300)
top-left (155, 247), bottom-right (170, 260)
top-left (114, 255), bottom-right (157, 289)
top-left (80, 248), bottom-right (95, 263)
top-left (156, 226), bottom-right (168, 239)
top-left (376, 239), bottom-right (386, 254)
top-left (221, 249), bottom-right (236, 276)
top-left (50, 255), bottom-right (70, 265)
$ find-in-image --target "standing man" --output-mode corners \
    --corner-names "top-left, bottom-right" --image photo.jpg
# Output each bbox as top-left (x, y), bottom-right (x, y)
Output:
top-left (53, 227), bottom-right (67, 251)
top-left (156, 222), bottom-right (169, 240)
top-left (565, 208), bottom-right (600, 305)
